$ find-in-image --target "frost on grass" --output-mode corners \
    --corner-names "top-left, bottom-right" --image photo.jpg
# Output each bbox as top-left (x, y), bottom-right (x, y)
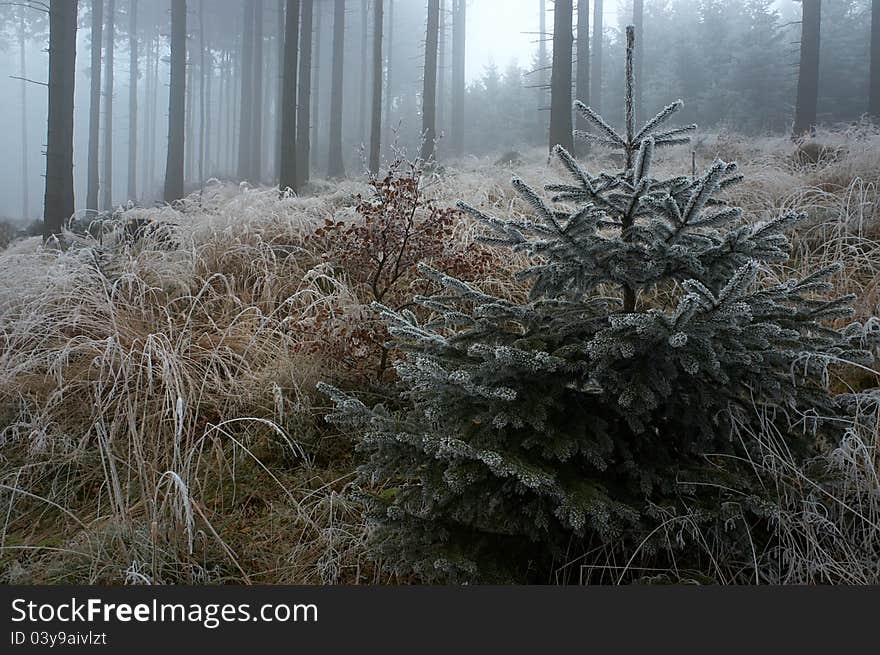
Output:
top-left (0, 125), bottom-right (879, 584)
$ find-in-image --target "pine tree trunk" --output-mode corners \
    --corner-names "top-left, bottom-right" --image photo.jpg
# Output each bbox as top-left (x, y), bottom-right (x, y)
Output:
top-left (451, 0), bottom-right (465, 159)
top-left (437, 0), bottom-right (446, 138)
top-left (102, 0), bottom-right (115, 211)
top-left (128, 0), bottom-right (138, 202)
top-left (539, 0), bottom-right (548, 106)
top-left (141, 29), bottom-right (151, 197)
top-left (87, 0), bottom-right (103, 213)
top-left (18, 7), bottom-right (30, 219)
top-left (327, 0), bottom-right (346, 178)
top-left (793, 0), bottom-right (821, 137)
top-left (360, 0), bottom-right (368, 145)
top-left (275, 0), bottom-right (285, 182)
top-left (420, 0), bottom-right (440, 164)
top-left (252, 0), bottom-right (265, 183)
top-left (296, 0), bottom-right (314, 188)
top-left (185, 49), bottom-right (194, 184)
top-left (633, 0), bottom-right (643, 126)
top-left (575, 0), bottom-right (589, 156)
top-left (384, 0), bottom-right (393, 147)
top-left (279, 0), bottom-right (300, 193)
top-left (164, 0), bottom-right (187, 203)
top-left (870, 0), bottom-right (880, 119)
top-left (44, 0), bottom-right (79, 239)
top-left (369, 0), bottom-right (384, 175)
top-left (311, 0), bottom-right (322, 171)
top-left (238, 0), bottom-right (255, 182)
top-left (149, 36), bottom-right (159, 195)
top-left (591, 0), bottom-right (602, 115)
top-left (199, 0), bottom-right (207, 190)
top-left (549, 0), bottom-right (573, 152)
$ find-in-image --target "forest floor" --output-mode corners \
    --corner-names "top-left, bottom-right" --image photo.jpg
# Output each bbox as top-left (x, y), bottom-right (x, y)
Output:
top-left (0, 126), bottom-right (878, 584)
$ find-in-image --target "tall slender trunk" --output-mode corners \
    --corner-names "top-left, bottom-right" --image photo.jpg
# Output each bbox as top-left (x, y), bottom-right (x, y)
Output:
top-left (870, 0), bottom-right (880, 119)
top-left (451, 0), bottom-right (464, 158)
top-left (793, 0), bottom-right (821, 137)
top-left (141, 28), bottom-right (151, 198)
top-left (420, 0), bottom-right (440, 163)
top-left (360, 0), bottom-right (368, 145)
top-left (164, 0), bottom-right (187, 203)
top-left (238, 0), bottom-right (255, 182)
top-left (538, 0), bottom-right (547, 107)
top-left (185, 49), bottom-right (194, 184)
top-left (384, 0), bottom-right (393, 147)
top-left (252, 0), bottom-right (265, 183)
top-left (279, 0), bottom-right (301, 193)
top-left (44, 0), bottom-right (79, 239)
top-left (18, 7), bottom-right (30, 219)
top-left (128, 0), bottom-right (138, 201)
top-left (369, 0), bottom-right (384, 175)
top-left (549, 0), bottom-right (573, 152)
top-left (232, 48), bottom-right (240, 174)
top-left (199, 0), bottom-right (207, 190)
top-left (633, 0), bottom-right (643, 125)
top-left (296, 0), bottom-right (314, 188)
top-left (102, 0), bottom-right (115, 211)
top-left (437, 0), bottom-right (446, 138)
top-left (575, 0), bottom-right (589, 156)
top-left (311, 0), bottom-right (322, 170)
top-left (327, 0), bottom-right (346, 178)
top-left (149, 36), bottom-right (159, 195)
top-left (275, 0), bottom-right (286, 182)
top-left (87, 0), bottom-right (103, 213)
top-left (591, 0), bottom-right (602, 115)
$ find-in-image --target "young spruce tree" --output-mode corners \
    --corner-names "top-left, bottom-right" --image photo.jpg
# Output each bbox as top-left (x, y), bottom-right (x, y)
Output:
top-left (320, 27), bottom-right (876, 583)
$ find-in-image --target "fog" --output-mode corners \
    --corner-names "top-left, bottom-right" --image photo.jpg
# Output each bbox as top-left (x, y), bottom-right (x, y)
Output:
top-left (0, 0), bottom-right (873, 223)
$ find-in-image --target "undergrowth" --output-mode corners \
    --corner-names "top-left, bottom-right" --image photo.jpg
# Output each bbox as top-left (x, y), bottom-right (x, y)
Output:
top-left (0, 127), bottom-right (878, 584)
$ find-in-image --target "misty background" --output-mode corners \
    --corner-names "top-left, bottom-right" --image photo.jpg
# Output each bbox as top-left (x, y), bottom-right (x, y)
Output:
top-left (0, 0), bottom-right (873, 222)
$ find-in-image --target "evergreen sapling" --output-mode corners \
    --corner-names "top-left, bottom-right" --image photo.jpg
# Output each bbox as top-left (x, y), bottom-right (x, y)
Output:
top-left (320, 27), bottom-right (879, 583)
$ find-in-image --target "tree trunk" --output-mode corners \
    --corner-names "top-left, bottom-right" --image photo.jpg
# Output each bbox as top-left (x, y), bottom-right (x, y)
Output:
top-left (142, 28), bottom-right (151, 197)
top-left (360, 0), bottom-right (368, 145)
top-left (18, 7), bottom-right (30, 219)
top-left (296, 0), bottom-right (314, 188)
top-left (44, 0), bottom-right (79, 239)
top-left (149, 35), bottom-right (159, 195)
top-left (384, 0), bottom-right (393, 146)
top-left (793, 0), bottom-right (821, 137)
top-left (327, 0), bottom-right (346, 178)
top-left (420, 0), bottom-right (440, 164)
top-left (369, 0), bottom-right (384, 175)
top-left (437, 0), bottom-right (446, 138)
top-left (185, 47), bottom-right (194, 183)
top-left (575, 0), bottom-right (589, 156)
top-left (451, 0), bottom-right (464, 158)
top-left (633, 0), bottom-right (643, 125)
top-left (549, 0), bottom-right (573, 152)
top-left (102, 0), bottom-right (115, 211)
top-left (870, 0), bottom-right (880, 119)
top-left (128, 0), bottom-right (138, 202)
top-left (252, 0), bottom-right (265, 183)
top-left (279, 0), bottom-right (301, 193)
top-left (87, 0), bottom-right (103, 213)
top-left (591, 0), bottom-right (602, 115)
top-left (238, 0), bottom-right (255, 182)
top-left (199, 0), bottom-right (207, 190)
top-left (275, 0), bottom-right (285, 182)
top-left (311, 0), bottom-right (322, 170)
top-left (538, 0), bottom-right (548, 106)
top-left (164, 0), bottom-right (187, 203)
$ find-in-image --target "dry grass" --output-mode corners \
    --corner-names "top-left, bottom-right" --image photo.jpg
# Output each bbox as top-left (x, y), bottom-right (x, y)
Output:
top-left (0, 127), bottom-right (878, 584)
